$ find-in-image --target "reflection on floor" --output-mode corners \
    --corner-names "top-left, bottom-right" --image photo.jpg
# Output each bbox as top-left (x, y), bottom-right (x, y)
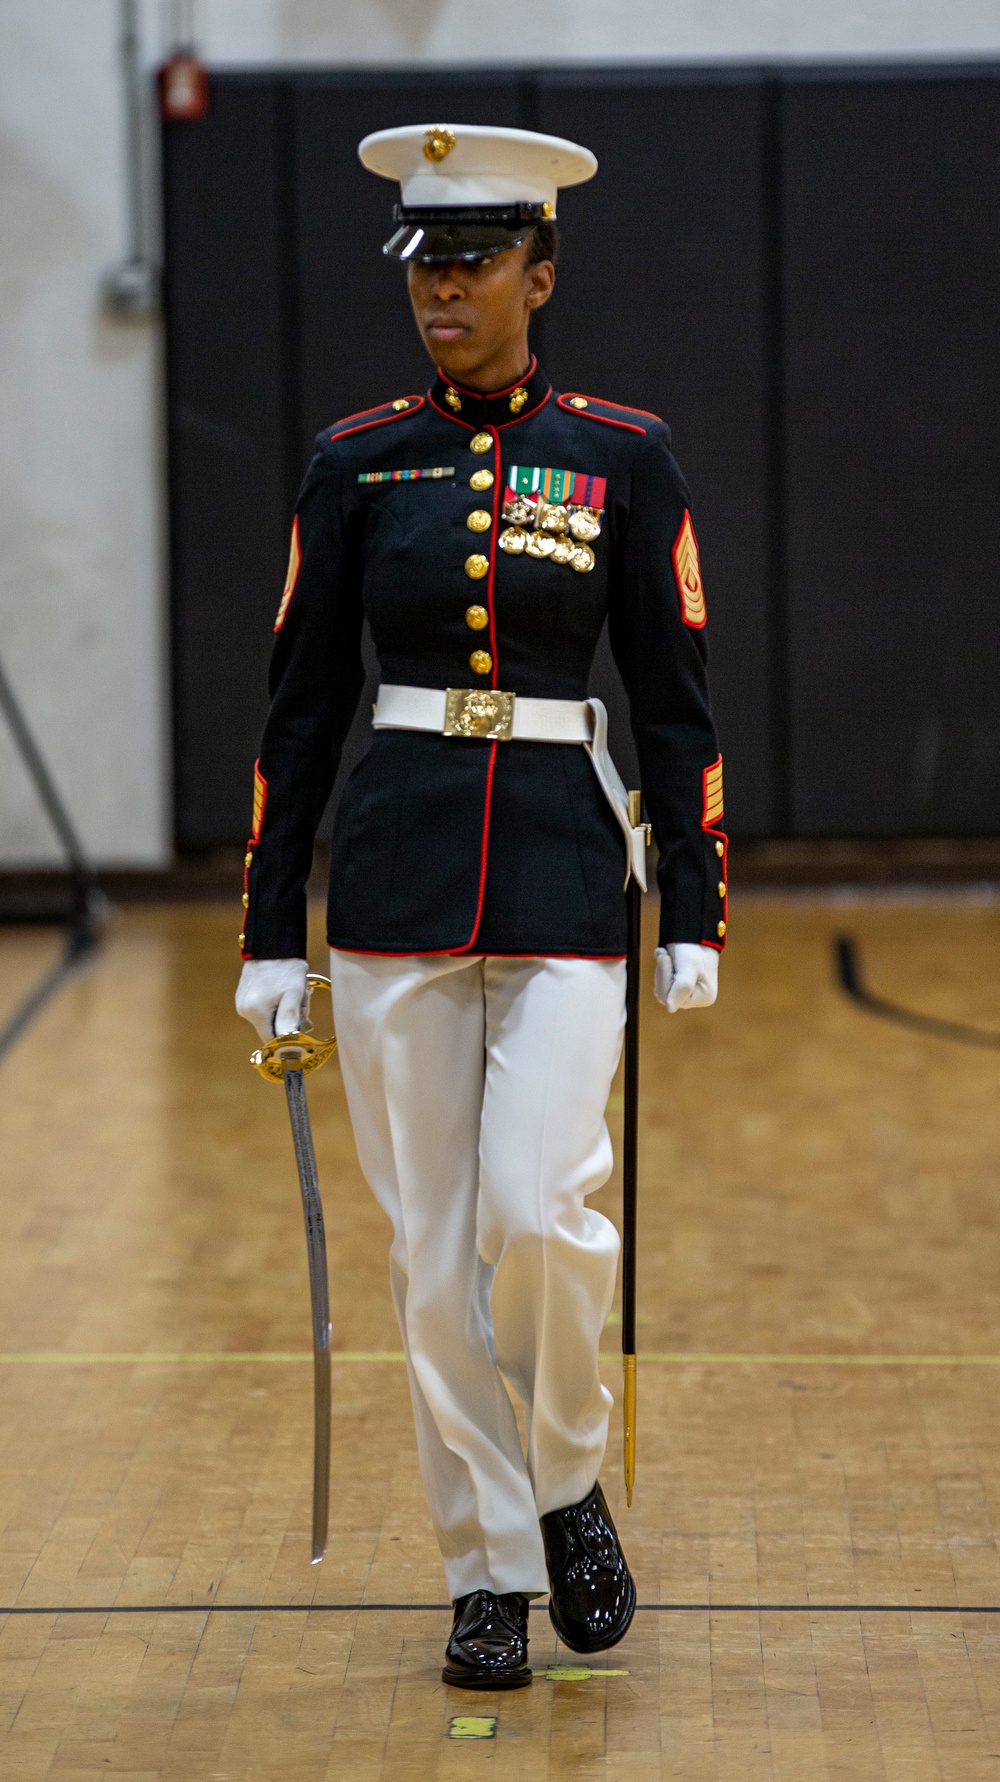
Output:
top-left (3, 897), bottom-right (1000, 1779)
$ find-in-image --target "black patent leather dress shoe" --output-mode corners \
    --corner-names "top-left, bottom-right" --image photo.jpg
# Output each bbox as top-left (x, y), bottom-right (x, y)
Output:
top-left (441, 1590), bottom-right (532, 1689)
top-left (540, 1481), bottom-right (637, 1653)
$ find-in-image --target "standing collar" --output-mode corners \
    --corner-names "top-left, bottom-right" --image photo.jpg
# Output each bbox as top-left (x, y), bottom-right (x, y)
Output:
top-left (429, 356), bottom-right (551, 429)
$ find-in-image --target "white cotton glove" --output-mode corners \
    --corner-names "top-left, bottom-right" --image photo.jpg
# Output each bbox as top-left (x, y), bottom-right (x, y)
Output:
top-left (654, 943), bottom-right (719, 1013)
top-left (235, 958), bottom-right (311, 1044)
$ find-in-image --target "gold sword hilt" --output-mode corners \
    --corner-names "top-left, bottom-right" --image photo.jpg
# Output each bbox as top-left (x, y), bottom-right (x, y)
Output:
top-left (250, 974), bottom-right (337, 1081)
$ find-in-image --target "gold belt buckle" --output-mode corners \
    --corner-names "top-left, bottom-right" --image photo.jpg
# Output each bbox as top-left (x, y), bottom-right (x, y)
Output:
top-left (443, 687), bottom-right (515, 741)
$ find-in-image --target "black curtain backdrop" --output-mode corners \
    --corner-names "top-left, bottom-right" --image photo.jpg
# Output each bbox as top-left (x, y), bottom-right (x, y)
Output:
top-left (162, 63), bottom-right (1000, 851)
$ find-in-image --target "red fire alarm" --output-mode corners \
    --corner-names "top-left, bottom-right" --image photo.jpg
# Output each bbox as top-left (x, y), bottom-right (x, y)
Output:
top-left (158, 52), bottom-right (208, 120)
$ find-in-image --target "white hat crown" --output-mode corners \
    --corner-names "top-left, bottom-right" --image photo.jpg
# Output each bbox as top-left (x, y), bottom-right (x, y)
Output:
top-left (358, 122), bottom-right (597, 215)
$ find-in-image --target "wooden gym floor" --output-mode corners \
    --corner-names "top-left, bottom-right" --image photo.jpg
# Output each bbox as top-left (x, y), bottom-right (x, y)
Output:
top-left (3, 895), bottom-right (1000, 1780)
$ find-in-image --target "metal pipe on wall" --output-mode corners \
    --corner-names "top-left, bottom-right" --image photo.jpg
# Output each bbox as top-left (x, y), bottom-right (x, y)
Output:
top-left (103, 0), bottom-right (160, 316)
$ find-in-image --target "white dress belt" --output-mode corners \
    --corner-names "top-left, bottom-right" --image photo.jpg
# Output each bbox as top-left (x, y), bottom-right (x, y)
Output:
top-left (372, 682), bottom-right (647, 890)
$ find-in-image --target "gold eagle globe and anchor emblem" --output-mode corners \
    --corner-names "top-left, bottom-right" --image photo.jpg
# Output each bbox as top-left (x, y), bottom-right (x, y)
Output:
top-left (443, 687), bottom-right (516, 741)
top-left (423, 126), bottom-right (457, 163)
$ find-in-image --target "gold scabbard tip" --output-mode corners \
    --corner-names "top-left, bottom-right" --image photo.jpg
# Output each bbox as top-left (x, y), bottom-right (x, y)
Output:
top-left (623, 1351), bottom-right (636, 1503)
top-left (627, 789), bottom-right (642, 827)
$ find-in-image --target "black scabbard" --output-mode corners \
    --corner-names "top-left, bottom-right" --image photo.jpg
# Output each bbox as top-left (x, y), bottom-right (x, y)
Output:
top-left (621, 842), bottom-right (642, 1503)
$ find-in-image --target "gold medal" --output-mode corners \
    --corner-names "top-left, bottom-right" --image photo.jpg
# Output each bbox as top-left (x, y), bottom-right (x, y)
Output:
top-left (551, 538), bottom-right (575, 564)
top-left (498, 527), bottom-right (527, 553)
top-left (526, 533), bottom-right (556, 559)
top-left (503, 493), bottom-right (536, 526)
top-left (470, 468), bottom-right (494, 491)
top-left (466, 510), bottom-right (492, 533)
top-left (470, 432), bottom-right (492, 454)
top-left (568, 507), bottom-right (602, 542)
top-left (569, 543), bottom-right (595, 573)
top-left (539, 502), bottom-right (569, 534)
top-left (464, 553), bottom-right (489, 579)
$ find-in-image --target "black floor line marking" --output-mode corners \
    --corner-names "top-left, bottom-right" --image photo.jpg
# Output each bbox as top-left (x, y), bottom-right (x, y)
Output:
top-left (1, 1602), bottom-right (997, 1616)
top-left (835, 934), bottom-right (1000, 1049)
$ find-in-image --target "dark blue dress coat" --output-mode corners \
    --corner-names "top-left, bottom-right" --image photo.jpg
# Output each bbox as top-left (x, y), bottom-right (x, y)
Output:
top-left (240, 359), bottom-right (727, 962)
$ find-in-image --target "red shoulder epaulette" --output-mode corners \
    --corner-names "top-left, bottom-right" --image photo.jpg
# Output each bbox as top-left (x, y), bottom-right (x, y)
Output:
top-left (556, 392), bottom-right (662, 435)
top-left (328, 394), bottom-right (425, 444)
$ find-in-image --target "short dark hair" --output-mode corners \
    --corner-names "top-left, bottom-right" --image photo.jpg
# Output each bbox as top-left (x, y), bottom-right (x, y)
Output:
top-left (526, 219), bottom-right (560, 269)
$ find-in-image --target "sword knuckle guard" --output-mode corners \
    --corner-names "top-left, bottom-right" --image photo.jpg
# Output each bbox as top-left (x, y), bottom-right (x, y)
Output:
top-left (250, 974), bottom-right (337, 1080)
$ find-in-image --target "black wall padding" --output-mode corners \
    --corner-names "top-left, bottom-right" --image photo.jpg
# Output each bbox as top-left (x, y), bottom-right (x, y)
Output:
top-left (163, 63), bottom-right (1000, 851)
top-left (535, 72), bottom-right (778, 831)
top-left (782, 73), bottom-right (1000, 834)
top-left (163, 79), bottom-right (292, 851)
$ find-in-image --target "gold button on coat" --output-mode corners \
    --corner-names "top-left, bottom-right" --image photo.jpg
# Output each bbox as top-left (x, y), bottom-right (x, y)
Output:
top-left (470, 650), bottom-right (492, 675)
top-left (715, 839), bottom-right (724, 856)
top-left (244, 851), bottom-right (253, 868)
top-left (470, 432), bottom-right (492, 453)
top-left (717, 920), bottom-right (727, 938)
top-left (391, 398), bottom-right (409, 411)
top-left (242, 892), bottom-right (250, 907)
top-left (465, 605), bottom-right (489, 630)
top-left (470, 468), bottom-right (494, 490)
top-left (238, 932), bottom-right (246, 948)
top-left (569, 396), bottom-right (588, 408)
top-left (464, 553), bottom-right (489, 579)
top-left (718, 881), bottom-right (726, 898)
top-left (467, 510), bottom-right (492, 533)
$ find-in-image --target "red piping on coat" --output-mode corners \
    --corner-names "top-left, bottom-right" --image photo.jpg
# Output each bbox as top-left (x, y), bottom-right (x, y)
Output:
top-left (452, 740), bottom-right (497, 955)
top-left (704, 825), bottom-right (728, 951)
top-left (494, 387), bottom-right (551, 428)
top-left (328, 944), bottom-right (628, 961)
top-left (438, 355), bottom-right (538, 399)
top-left (427, 392), bottom-right (475, 429)
top-left (556, 394), bottom-right (647, 434)
top-left (427, 386), bottom-right (552, 429)
top-left (563, 392), bottom-right (662, 422)
top-left (451, 422), bottom-right (503, 954)
top-left (329, 397), bottom-right (425, 442)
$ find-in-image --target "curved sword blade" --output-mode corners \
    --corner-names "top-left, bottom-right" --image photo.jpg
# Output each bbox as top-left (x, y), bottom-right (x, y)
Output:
top-left (284, 1068), bottom-right (331, 1562)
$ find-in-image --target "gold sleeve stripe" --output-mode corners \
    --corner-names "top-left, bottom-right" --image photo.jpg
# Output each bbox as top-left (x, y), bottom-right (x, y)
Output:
top-left (251, 762), bottom-right (268, 841)
top-left (274, 516), bottom-right (302, 633)
top-left (672, 510), bottom-right (707, 628)
top-left (703, 757), bottom-right (724, 827)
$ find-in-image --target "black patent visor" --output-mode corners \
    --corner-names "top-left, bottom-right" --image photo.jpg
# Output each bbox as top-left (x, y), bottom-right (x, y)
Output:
top-left (384, 220), bottom-right (535, 263)
top-left (383, 202), bottom-right (548, 264)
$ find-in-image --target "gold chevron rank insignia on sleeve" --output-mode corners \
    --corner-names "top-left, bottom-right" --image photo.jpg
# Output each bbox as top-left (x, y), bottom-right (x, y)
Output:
top-left (672, 510), bottom-right (707, 628)
top-left (274, 516), bottom-right (301, 632)
top-left (251, 762), bottom-right (268, 840)
top-left (702, 757), bottom-right (724, 828)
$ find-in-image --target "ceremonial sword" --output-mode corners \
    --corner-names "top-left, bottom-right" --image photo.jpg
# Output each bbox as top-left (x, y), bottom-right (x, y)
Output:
top-left (622, 790), bottom-right (650, 1507)
top-left (250, 974), bottom-right (337, 1563)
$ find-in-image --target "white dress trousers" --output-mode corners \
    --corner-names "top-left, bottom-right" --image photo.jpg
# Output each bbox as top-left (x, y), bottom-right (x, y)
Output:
top-left (328, 948), bottom-right (627, 1600)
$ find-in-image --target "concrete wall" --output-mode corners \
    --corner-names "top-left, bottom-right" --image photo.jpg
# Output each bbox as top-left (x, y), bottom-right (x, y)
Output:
top-left (2, 0), bottom-right (999, 866)
top-left (204, 1), bottom-right (1000, 64)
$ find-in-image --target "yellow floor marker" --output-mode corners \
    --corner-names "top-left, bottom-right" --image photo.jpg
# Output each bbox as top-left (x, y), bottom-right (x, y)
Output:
top-left (449, 1716), bottom-right (497, 1739)
top-left (538, 1667), bottom-right (630, 1681)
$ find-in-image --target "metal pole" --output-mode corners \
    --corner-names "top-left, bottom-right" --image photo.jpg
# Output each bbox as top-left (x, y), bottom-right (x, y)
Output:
top-left (0, 657), bottom-right (102, 945)
top-left (103, 0), bottom-right (160, 315)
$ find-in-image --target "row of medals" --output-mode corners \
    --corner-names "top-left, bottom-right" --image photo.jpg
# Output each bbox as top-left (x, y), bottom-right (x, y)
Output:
top-left (498, 492), bottom-right (602, 573)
